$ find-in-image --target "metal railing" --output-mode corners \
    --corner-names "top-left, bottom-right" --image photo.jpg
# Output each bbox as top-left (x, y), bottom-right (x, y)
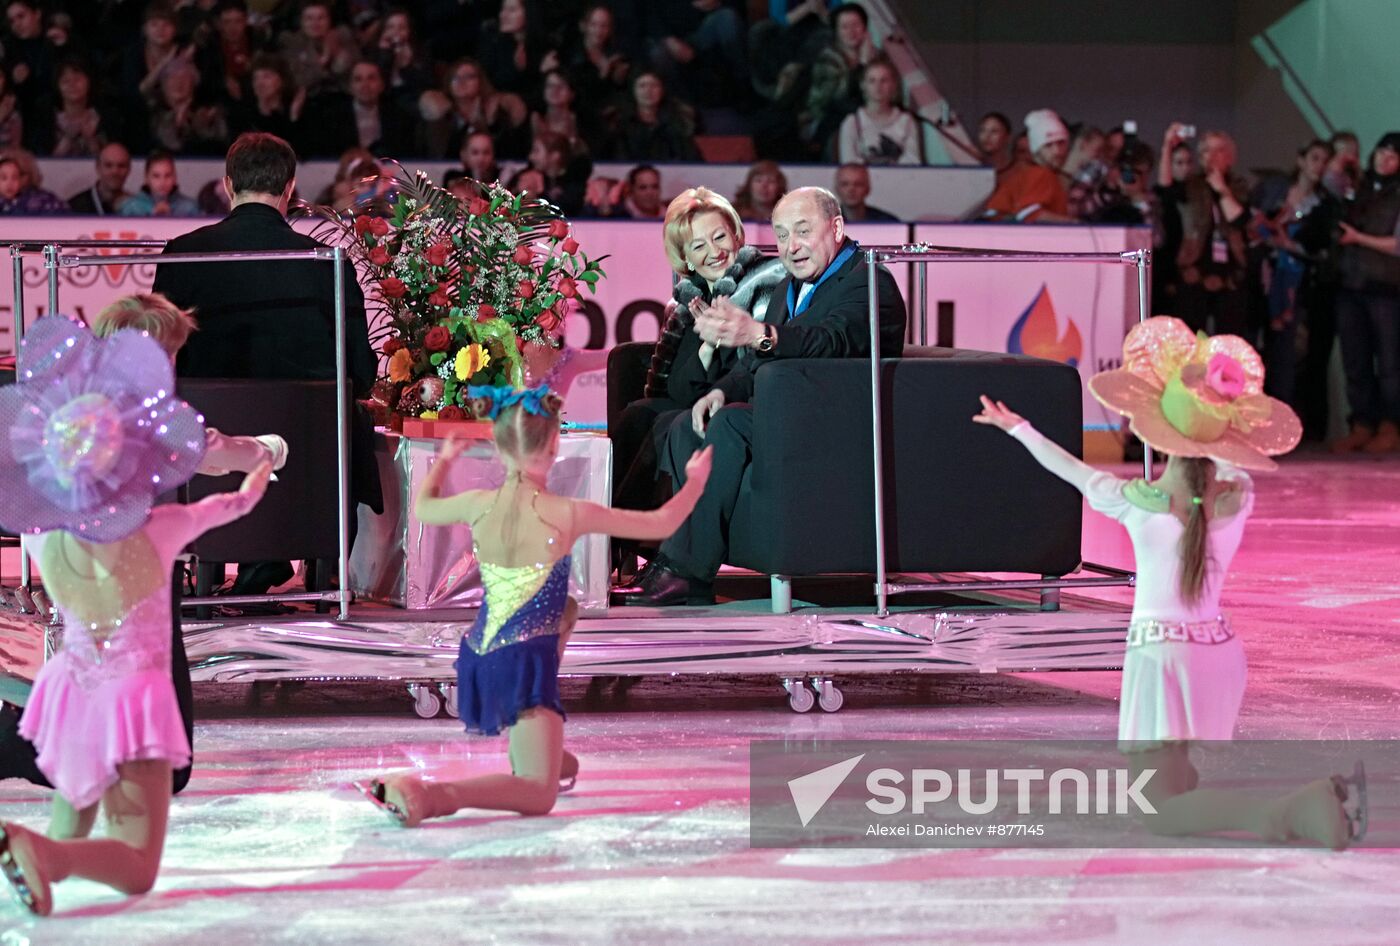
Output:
top-left (863, 243), bottom-right (1152, 616)
top-left (8, 240), bottom-right (354, 621)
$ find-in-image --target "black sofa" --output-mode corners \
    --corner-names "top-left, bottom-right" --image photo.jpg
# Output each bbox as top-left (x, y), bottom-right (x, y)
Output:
top-left (607, 343), bottom-right (1086, 610)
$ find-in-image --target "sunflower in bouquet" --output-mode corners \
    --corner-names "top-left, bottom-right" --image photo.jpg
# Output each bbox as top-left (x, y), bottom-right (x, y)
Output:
top-left (298, 163), bottom-right (606, 426)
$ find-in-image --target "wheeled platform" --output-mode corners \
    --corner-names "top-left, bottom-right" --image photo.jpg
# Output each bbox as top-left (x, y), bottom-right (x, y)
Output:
top-left (3, 576), bottom-right (1132, 716)
top-left (178, 597), bottom-right (1130, 714)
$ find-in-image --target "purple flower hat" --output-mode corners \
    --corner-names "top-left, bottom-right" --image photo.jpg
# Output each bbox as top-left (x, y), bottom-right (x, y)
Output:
top-left (0, 315), bottom-right (206, 541)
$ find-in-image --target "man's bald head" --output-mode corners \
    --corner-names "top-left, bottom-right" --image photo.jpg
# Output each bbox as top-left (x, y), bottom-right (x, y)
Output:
top-left (772, 186), bottom-right (846, 281)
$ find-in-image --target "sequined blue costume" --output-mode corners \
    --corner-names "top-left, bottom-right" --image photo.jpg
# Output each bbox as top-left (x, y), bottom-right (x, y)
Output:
top-left (455, 554), bottom-right (571, 735)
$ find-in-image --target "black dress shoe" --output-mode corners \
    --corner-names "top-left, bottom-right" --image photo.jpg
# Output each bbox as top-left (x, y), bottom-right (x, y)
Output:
top-left (229, 560), bottom-right (295, 596)
top-left (619, 565), bottom-right (714, 607)
top-left (612, 558), bottom-right (660, 594)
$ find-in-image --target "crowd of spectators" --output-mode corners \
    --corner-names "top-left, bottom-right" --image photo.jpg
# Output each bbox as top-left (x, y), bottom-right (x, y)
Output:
top-left (2, 0), bottom-right (1395, 454)
top-left (0, 0), bottom-right (929, 217)
top-left (978, 106), bottom-right (1400, 452)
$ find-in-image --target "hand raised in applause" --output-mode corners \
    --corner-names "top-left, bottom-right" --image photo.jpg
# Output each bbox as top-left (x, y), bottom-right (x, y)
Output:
top-left (972, 395), bottom-right (1025, 433)
top-left (694, 297), bottom-right (763, 349)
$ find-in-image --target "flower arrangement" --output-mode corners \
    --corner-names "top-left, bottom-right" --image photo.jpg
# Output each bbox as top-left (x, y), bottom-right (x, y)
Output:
top-left (299, 164), bottom-right (606, 426)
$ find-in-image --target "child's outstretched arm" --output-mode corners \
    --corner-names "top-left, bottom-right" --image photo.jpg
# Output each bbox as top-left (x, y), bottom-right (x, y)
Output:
top-left (973, 395), bottom-right (1099, 494)
top-left (569, 446), bottom-right (714, 541)
top-left (415, 434), bottom-right (490, 525)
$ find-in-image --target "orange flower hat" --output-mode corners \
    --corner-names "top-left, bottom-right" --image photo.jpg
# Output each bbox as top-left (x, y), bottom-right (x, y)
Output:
top-left (1088, 317), bottom-right (1302, 471)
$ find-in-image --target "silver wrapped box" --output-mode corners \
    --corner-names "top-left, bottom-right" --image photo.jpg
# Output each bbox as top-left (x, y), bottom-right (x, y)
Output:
top-left (350, 432), bottom-right (612, 611)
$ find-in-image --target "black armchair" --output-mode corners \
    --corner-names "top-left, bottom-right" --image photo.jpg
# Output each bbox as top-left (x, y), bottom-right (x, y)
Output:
top-left (177, 379), bottom-right (348, 598)
top-left (607, 344), bottom-right (1086, 610)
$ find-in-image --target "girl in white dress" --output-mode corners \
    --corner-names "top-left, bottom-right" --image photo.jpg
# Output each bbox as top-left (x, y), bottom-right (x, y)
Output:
top-left (974, 316), bottom-right (1366, 849)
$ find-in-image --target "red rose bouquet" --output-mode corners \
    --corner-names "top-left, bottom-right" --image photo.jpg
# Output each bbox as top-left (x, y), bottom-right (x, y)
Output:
top-left (299, 164), bottom-right (607, 423)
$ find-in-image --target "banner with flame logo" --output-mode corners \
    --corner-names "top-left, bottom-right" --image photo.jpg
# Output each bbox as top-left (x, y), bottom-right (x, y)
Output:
top-left (1006, 284), bottom-right (1083, 367)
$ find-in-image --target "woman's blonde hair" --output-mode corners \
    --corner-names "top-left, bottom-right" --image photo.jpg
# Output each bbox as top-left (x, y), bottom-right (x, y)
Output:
top-left (662, 187), bottom-right (745, 276)
top-left (90, 292), bottom-right (197, 357)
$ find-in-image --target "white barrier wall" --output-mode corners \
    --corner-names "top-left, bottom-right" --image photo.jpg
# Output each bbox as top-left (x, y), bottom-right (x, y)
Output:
top-left (0, 218), bottom-right (1148, 428)
top-left (33, 158), bottom-right (995, 224)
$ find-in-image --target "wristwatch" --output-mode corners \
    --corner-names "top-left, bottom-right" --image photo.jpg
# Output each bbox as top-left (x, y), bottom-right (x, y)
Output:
top-left (754, 322), bottom-right (776, 353)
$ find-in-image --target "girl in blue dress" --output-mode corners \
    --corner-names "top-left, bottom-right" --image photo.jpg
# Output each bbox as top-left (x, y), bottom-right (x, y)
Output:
top-left (362, 385), bottom-right (711, 826)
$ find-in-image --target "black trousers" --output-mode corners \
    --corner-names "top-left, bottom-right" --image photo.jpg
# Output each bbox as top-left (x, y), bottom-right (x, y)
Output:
top-left (0, 564), bottom-right (194, 794)
top-left (658, 404), bottom-right (754, 582)
top-left (612, 397), bottom-right (687, 510)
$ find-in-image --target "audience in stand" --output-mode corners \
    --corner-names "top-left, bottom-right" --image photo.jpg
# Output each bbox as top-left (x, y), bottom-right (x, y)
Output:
top-left (477, 0), bottom-right (553, 102)
top-left (644, 0), bottom-right (750, 127)
top-left (303, 59), bottom-right (413, 157)
top-left (606, 70), bottom-right (699, 162)
top-left (1157, 125), bottom-right (1251, 337)
top-left (834, 162), bottom-right (896, 221)
top-left (36, 60), bottom-right (108, 157)
top-left (977, 111), bottom-right (1014, 180)
top-left (196, 0), bottom-right (268, 111)
top-left (1332, 132), bottom-right (1400, 454)
top-left (149, 58), bottom-right (230, 155)
top-left (732, 159), bottom-right (786, 221)
top-left (1255, 139), bottom-right (1341, 419)
top-left (231, 54), bottom-right (303, 144)
top-left (0, 67), bottom-right (22, 150)
top-left (532, 69), bottom-right (595, 157)
top-left (278, 0), bottom-right (356, 102)
top-left (0, 0), bottom-right (934, 174)
top-left (419, 57), bottom-right (528, 160)
top-left (565, 4), bottom-right (630, 107)
top-left (118, 150), bottom-right (202, 216)
top-left (67, 141), bottom-right (134, 214)
top-left (1064, 124), bottom-right (1108, 219)
top-left (527, 129), bottom-right (588, 215)
top-left (983, 108), bottom-right (1071, 223)
top-left (4, 0), bottom-right (55, 120)
top-left (837, 59), bottom-right (919, 166)
top-left (0, 148), bottom-right (67, 213)
top-left (1323, 130), bottom-right (1362, 201)
top-left (458, 129), bottom-right (501, 185)
top-left (373, 8), bottom-right (431, 115)
top-left (583, 164), bottom-right (665, 219)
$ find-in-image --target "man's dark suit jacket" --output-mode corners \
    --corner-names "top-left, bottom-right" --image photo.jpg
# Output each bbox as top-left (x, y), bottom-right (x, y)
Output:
top-left (153, 201), bottom-right (382, 511)
top-left (154, 202), bottom-right (376, 395)
top-left (713, 239), bottom-right (906, 404)
top-left (301, 94), bottom-right (417, 159)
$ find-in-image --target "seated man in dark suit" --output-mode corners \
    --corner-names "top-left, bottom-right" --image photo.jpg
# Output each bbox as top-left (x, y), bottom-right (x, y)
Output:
top-left (616, 186), bottom-right (907, 605)
top-left (301, 60), bottom-right (416, 159)
top-left (153, 131), bottom-right (379, 595)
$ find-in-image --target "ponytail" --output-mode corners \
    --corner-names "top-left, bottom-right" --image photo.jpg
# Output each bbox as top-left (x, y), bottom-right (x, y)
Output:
top-left (1177, 456), bottom-right (1213, 603)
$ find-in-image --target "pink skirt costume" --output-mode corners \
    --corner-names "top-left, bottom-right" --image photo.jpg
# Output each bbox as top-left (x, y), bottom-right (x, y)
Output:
top-left (1009, 423), bottom-right (1253, 747)
top-left (20, 492), bottom-right (259, 809)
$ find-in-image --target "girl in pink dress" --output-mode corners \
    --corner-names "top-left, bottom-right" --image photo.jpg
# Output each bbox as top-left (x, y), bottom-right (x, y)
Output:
top-left (974, 316), bottom-right (1366, 849)
top-left (0, 315), bottom-right (270, 915)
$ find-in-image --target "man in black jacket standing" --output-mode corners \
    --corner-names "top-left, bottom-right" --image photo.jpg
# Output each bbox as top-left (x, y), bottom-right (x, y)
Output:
top-left (616, 186), bottom-right (906, 605)
top-left (153, 132), bottom-right (378, 594)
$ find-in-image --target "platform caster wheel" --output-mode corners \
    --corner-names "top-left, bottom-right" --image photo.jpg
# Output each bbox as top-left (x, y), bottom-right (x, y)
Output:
top-left (439, 683), bottom-right (460, 718)
top-left (783, 677), bottom-right (815, 713)
top-left (813, 678), bottom-right (844, 713)
top-left (409, 684), bottom-right (442, 718)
